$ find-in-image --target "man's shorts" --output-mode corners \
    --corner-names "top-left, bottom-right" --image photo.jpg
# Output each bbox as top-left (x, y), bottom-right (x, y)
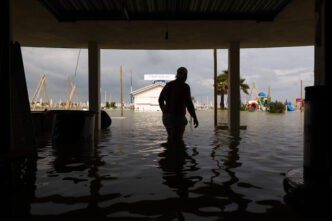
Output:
top-left (162, 113), bottom-right (188, 129)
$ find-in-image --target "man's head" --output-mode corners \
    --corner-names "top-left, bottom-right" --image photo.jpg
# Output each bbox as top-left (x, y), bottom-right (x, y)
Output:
top-left (176, 67), bottom-right (188, 82)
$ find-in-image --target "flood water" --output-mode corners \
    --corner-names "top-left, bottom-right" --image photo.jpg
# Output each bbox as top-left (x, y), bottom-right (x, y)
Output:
top-left (3, 110), bottom-right (306, 220)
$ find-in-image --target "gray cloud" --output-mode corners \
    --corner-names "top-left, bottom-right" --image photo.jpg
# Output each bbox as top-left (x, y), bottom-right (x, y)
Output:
top-left (22, 46), bottom-right (314, 105)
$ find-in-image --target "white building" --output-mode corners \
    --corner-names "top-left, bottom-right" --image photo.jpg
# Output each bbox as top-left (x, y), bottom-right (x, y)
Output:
top-left (131, 82), bottom-right (165, 111)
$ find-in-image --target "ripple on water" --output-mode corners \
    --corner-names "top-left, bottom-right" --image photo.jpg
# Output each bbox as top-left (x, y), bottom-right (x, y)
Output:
top-left (15, 110), bottom-right (305, 220)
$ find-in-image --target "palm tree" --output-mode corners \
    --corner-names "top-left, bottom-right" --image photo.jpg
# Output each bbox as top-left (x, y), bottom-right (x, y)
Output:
top-left (217, 70), bottom-right (250, 109)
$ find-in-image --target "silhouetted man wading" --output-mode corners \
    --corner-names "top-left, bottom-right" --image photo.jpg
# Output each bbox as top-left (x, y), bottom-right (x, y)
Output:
top-left (158, 67), bottom-right (199, 145)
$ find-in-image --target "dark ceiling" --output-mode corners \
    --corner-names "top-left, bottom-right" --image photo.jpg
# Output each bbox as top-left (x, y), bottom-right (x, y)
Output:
top-left (39, 0), bottom-right (291, 22)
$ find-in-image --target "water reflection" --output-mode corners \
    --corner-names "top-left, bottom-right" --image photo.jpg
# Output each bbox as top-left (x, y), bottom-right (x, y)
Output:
top-left (52, 143), bottom-right (94, 173)
top-left (189, 130), bottom-right (253, 219)
top-left (32, 136), bottom-right (126, 220)
top-left (158, 142), bottom-right (202, 198)
top-left (1, 111), bottom-right (309, 220)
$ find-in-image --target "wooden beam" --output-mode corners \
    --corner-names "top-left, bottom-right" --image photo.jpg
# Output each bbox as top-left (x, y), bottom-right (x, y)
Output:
top-left (66, 84), bottom-right (76, 109)
top-left (33, 75), bottom-right (46, 110)
top-left (30, 74), bottom-right (43, 105)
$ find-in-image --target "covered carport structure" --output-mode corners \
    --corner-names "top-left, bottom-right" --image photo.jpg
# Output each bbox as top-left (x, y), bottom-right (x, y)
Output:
top-left (9, 0), bottom-right (317, 131)
top-left (1, 0), bottom-right (330, 195)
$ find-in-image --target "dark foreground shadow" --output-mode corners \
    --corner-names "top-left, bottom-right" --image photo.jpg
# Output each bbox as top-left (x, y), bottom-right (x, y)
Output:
top-left (0, 130), bottom-right (310, 221)
top-left (0, 151), bottom-right (37, 220)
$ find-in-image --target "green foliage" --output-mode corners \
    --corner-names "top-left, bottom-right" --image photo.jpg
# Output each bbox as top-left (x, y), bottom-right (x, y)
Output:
top-left (267, 101), bottom-right (285, 113)
top-left (216, 70), bottom-right (250, 95)
top-left (240, 103), bottom-right (249, 111)
top-left (105, 102), bottom-right (111, 109)
top-left (110, 102), bottom-right (116, 108)
top-left (217, 70), bottom-right (250, 110)
top-left (240, 78), bottom-right (250, 95)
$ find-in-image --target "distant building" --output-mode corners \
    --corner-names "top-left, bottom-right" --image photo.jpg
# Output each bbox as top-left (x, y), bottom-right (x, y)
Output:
top-left (131, 82), bottom-right (165, 111)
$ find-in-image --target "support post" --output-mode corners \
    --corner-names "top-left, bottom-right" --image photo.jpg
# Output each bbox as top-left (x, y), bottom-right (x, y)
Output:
top-left (325, 1), bottom-right (332, 86)
top-left (213, 49), bottom-right (218, 127)
top-left (302, 0), bottom-right (331, 191)
top-left (66, 76), bottom-right (70, 109)
top-left (88, 41), bottom-right (101, 131)
top-left (314, 0), bottom-right (331, 86)
top-left (120, 65), bottom-right (123, 117)
top-left (228, 42), bottom-right (240, 134)
top-left (0, 0), bottom-right (11, 154)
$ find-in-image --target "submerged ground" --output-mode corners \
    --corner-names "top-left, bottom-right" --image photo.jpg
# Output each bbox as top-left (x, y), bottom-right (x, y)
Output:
top-left (4, 110), bottom-right (306, 220)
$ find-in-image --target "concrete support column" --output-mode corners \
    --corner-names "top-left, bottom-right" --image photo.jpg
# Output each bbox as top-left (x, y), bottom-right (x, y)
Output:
top-left (88, 41), bottom-right (101, 131)
top-left (213, 49), bottom-right (218, 127)
top-left (314, 0), bottom-right (325, 86)
top-left (302, 0), bottom-right (331, 190)
top-left (325, 1), bottom-right (332, 86)
top-left (0, 0), bottom-right (11, 154)
top-left (314, 0), bottom-right (331, 86)
top-left (227, 42), bottom-right (240, 133)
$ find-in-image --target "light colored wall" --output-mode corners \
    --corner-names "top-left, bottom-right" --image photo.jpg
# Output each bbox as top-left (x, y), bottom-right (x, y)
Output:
top-left (133, 86), bottom-right (163, 111)
top-left (135, 104), bottom-right (161, 112)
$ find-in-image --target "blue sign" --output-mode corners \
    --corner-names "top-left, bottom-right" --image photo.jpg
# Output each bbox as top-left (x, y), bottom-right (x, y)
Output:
top-left (153, 80), bottom-right (167, 84)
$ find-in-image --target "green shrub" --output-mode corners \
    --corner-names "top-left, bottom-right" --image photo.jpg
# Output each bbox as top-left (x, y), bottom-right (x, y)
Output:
top-left (110, 102), bottom-right (116, 108)
top-left (267, 101), bottom-right (285, 113)
top-left (105, 101), bottom-right (111, 109)
top-left (240, 103), bottom-right (249, 111)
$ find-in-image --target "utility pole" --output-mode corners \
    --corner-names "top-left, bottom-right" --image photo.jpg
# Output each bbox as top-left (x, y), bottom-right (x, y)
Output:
top-left (120, 65), bottom-right (123, 117)
top-left (67, 76), bottom-right (70, 109)
top-left (268, 85), bottom-right (271, 104)
top-left (300, 80), bottom-right (303, 112)
top-left (130, 71), bottom-right (133, 104)
top-left (207, 96), bottom-right (209, 108)
top-left (104, 90), bottom-right (107, 105)
top-left (301, 80), bottom-right (303, 99)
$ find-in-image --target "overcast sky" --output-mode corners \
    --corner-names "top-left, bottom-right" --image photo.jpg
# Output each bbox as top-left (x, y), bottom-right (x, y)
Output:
top-left (22, 46), bottom-right (314, 105)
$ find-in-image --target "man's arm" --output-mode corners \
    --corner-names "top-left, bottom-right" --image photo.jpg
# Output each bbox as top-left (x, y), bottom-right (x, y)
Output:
top-left (158, 87), bottom-right (166, 112)
top-left (185, 85), bottom-right (199, 128)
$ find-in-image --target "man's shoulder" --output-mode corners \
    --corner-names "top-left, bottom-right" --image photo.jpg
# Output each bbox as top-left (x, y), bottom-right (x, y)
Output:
top-left (167, 80), bottom-right (176, 85)
top-left (164, 80), bottom-right (176, 88)
top-left (184, 83), bottom-right (190, 89)
top-left (166, 80), bottom-right (189, 89)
